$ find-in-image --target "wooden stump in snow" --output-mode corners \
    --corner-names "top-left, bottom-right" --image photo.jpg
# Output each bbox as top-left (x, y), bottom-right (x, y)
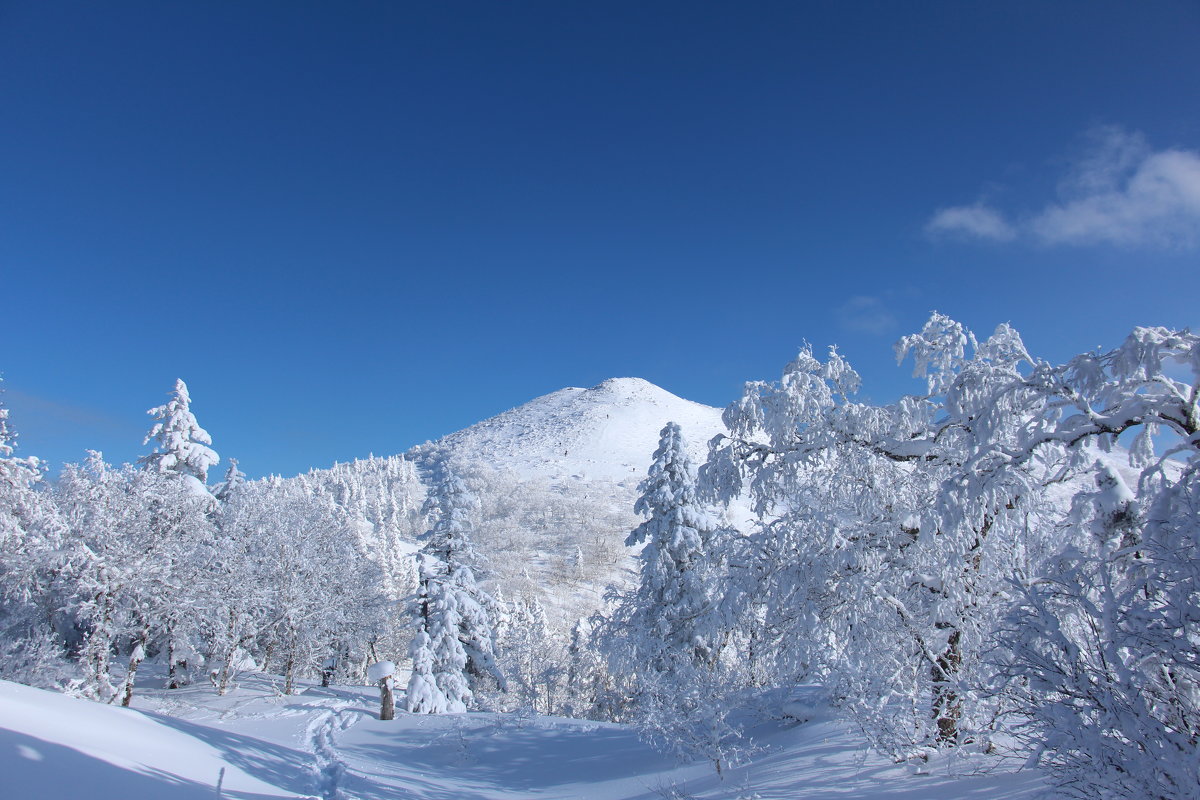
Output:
top-left (368, 661), bottom-right (396, 721)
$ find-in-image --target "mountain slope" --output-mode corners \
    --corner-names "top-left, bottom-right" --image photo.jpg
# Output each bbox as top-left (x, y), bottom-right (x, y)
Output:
top-left (288, 378), bottom-right (729, 630)
top-left (407, 377), bottom-right (726, 486)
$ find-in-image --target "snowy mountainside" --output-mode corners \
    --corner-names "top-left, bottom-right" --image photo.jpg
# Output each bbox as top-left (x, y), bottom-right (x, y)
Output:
top-left (293, 378), bottom-right (727, 631)
top-left (405, 378), bottom-right (728, 629)
top-left (407, 377), bottom-right (726, 486)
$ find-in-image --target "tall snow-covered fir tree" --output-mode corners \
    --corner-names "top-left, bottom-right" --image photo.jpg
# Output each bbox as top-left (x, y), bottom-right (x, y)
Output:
top-left (616, 422), bottom-right (723, 670)
top-left (602, 422), bottom-right (737, 772)
top-left (405, 466), bottom-right (504, 714)
top-left (139, 378), bottom-right (219, 484)
top-left (419, 468), bottom-right (479, 567)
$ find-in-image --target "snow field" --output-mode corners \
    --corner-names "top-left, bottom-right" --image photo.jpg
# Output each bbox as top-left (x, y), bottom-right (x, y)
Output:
top-left (0, 676), bottom-right (1046, 800)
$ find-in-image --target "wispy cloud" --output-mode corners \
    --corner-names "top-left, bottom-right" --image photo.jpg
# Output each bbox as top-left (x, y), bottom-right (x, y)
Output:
top-left (836, 295), bottom-right (897, 335)
top-left (925, 203), bottom-right (1016, 242)
top-left (926, 126), bottom-right (1200, 250)
top-left (3, 389), bottom-right (142, 444)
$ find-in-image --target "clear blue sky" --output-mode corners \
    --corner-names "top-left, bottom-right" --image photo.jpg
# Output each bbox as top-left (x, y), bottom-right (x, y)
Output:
top-left (3, 1), bottom-right (1199, 478)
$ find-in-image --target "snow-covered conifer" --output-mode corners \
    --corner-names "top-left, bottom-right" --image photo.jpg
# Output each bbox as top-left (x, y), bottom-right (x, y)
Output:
top-left (407, 562), bottom-right (471, 712)
top-left (405, 467), bottom-right (504, 713)
top-left (421, 467), bottom-right (480, 567)
top-left (616, 422), bottom-right (724, 670)
top-left (564, 616), bottom-right (612, 719)
top-left (212, 458), bottom-right (247, 502)
top-left (140, 378), bottom-right (219, 484)
top-left (602, 422), bottom-right (737, 770)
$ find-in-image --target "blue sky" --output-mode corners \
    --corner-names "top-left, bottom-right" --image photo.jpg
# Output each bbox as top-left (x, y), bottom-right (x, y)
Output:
top-left (3, 1), bottom-right (1199, 478)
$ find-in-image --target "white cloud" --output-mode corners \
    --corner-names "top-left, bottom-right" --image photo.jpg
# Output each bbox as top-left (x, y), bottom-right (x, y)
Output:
top-left (836, 295), bottom-right (896, 335)
top-left (926, 126), bottom-right (1200, 250)
top-left (925, 203), bottom-right (1016, 241)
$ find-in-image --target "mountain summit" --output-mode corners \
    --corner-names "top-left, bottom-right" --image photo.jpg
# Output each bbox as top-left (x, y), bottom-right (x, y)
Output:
top-left (408, 377), bottom-right (725, 485)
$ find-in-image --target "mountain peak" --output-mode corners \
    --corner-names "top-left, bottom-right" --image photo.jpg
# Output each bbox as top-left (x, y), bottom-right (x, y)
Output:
top-left (588, 377), bottom-right (655, 392)
top-left (409, 378), bottom-right (726, 484)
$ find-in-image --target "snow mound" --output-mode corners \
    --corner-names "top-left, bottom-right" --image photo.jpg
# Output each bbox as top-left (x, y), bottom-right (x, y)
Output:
top-left (0, 680), bottom-right (301, 798)
top-left (367, 661), bottom-right (396, 682)
top-left (409, 377), bottom-right (726, 485)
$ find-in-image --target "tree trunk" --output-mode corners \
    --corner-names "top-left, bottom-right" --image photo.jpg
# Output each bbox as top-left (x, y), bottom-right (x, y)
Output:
top-left (932, 627), bottom-right (962, 745)
top-left (217, 647), bottom-right (235, 695)
top-left (121, 629), bottom-right (150, 708)
top-left (166, 631), bottom-right (181, 689)
top-left (217, 612), bottom-right (242, 695)
top-left (379, 676), bottom-right (395, 720)
top-left (87, 592), bottom-right (118, 703)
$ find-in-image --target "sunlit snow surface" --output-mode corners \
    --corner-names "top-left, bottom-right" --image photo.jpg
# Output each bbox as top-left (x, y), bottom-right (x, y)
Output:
top-left (1, 675), bottom-right (1044, 799)
top-left (408, 378), bottom-right (726, 486)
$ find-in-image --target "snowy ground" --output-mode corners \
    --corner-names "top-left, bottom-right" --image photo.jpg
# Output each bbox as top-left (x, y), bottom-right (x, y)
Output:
top-left (0, 674), bottom-right (1046, 800)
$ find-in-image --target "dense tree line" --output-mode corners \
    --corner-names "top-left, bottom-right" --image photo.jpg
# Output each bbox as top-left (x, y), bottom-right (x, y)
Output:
top-left (0, 378), bottom-right (592, 719)
top-left (0, 380), bottom-right (395, 703)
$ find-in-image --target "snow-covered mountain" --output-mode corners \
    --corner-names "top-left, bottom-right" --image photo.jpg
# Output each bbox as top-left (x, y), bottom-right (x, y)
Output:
top-left (407, 377), bottom-right (726, 486)
top-left (292, 378), bottom-right (729, 630)
top-left (402, 378), bottom-right (728, 626)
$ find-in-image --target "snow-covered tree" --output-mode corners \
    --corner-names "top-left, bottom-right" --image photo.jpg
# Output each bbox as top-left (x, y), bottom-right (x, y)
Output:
top-left (699, 313), bottom-right (1200, 780)
top-left (250, 482), bottom-right (385, 694)
top-left (0, 379), bottom-right (50, 560)
top-left (405, 559), bottom-right (475, 714)
top-left (405, 466), bottom-right (504, 713)
top-left (0, 382), bottom-right (69, 689)
top-left (992, 326), bottom-right (1200, 799)
top-left (613, 422), bottom-right (725, 671)
top-left (202, 476), bottom-right (389, 694)
top-left (52, 453), bottom-right (217, 704)
top-left (140, 378), bottom-right (219, 484)
top-left (499, 593), bottom-right (559, 713)
top-left (564, 616), bottom-right (614, 719)
top-left (212, 457), bottom-right (247, 503)
top-left (602, 422), bottom-right (737, 771)
top-left (420, 467), bottom-right (480, 567)
top-left (202, 480), bottom-right (280, 695)
top-left (699, 315), bottom-right (1066, 755)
